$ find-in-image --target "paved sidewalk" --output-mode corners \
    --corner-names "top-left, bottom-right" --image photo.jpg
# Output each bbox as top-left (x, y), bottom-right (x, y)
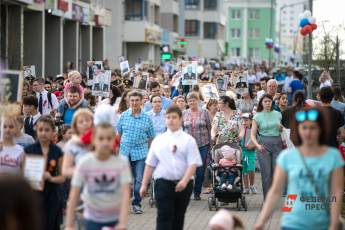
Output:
top-left (127, 173), bottom-right (284, 230)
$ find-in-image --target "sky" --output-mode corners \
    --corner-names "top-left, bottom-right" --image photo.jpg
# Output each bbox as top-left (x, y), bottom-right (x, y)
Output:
top-left (313, 0), bottom-right (345, 39)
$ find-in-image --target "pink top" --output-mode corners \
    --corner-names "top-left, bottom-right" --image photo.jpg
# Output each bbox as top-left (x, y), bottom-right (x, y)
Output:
top-left (219, 158), bottom-right (236, 167)
top-left (64, 83), bottom-right (84, 95)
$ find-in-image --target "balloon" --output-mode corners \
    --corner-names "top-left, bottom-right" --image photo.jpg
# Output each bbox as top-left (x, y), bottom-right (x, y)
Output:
top-left (300, 28), bottom-right (307, 36)
top-left (311, 23), bottom-right (317, 30)
top-left (299, 18), bottom-right (309, 28)
top-left (303, 10), bottom-right (312, 18)
top-left (304, 24), bottom-right (313, 34)
top-left (197, 65), bottom-right (204, 75)
top-left (309, 16), bottom-right (316, 24)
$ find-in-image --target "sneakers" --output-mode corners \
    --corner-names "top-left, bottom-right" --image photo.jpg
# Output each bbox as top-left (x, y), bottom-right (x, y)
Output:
top-left (243, 188), bottom-right (250, 194)
top-left (221, 183), bottom-right (227, 190)
top-left (194, 195), bottom-right (201, 200)
top-left (132, 205), bottom-right (143, 214)
top-left (250, 186), bottom-right (257, 194)
top-left (227, 184), bottom-right (233, 190)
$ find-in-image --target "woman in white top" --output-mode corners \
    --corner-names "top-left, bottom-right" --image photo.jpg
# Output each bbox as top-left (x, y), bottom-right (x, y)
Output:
top-left (140, 106), bottom-right (202, 230)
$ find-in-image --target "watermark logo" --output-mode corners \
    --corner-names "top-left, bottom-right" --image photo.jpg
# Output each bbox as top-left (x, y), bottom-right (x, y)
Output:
top-left (281, 194), bottom-right (298, 212)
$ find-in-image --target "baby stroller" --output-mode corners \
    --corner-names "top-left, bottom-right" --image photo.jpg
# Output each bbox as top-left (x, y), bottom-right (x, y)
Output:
top-left (207, 143), bottom-right (247, 211)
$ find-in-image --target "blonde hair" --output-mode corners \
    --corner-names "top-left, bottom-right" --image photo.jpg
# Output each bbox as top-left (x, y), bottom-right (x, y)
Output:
top-left (71, 108), bottom-right (93, 135)
top-left (68, 70), bottom-right (81, 80)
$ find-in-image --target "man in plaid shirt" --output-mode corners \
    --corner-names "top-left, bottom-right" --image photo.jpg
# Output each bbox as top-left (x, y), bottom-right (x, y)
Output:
top-left (117, 90), bottom-right (155, 214)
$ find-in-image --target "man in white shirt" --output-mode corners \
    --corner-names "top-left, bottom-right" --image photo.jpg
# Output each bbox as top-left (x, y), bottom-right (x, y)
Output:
top-left (140, 106), bottom-right (202, 230)
top-left (282, 67), bottom-right (294, 94)
top-left (32, 78), bottom-right (59, 115)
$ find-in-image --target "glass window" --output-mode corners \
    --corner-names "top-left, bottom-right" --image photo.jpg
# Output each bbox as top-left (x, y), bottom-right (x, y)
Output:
top-left (231, 9), bottom-right (241, 19)
top-left (230, 48), bottom-right (241, 57)
top-left (230, 28), bottom-right (241, 38)
top-left (249, 9), bottom-right (260, 19)
top-left (204, 22), bottom-right (217, 39)
top-left (185, 20), bottom-right (200, 36)
top-left (204, 0), bottom-right (217, 10)
top-left (249, 48), bottom-right (260, 58)
top-left (125, 0), bottom-right (146, 20)
top-left (185, 0), bottom-right (200, 10)
top-left (248, 28), bottom-right (260, 38)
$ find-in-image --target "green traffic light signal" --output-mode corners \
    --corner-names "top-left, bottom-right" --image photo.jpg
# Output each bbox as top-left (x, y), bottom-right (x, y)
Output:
top-left (161, 52), bottom-right (172, 60)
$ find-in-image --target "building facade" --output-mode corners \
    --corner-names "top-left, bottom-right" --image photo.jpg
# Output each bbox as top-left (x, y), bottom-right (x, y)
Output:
top-left (184, 0), bottom-right (226, 59)
top-left (226, 0), bottom-right (276, 63)
top-left (104, 0), bottom-right (186, 67)
top-left (0, 0), bottom-right (111, 77)
top-left (276, 0), bottom-right (306, 64)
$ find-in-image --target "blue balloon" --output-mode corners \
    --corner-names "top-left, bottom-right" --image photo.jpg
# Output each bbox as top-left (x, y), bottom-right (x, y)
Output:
top-left (300, 18), bottom-right (309, 28)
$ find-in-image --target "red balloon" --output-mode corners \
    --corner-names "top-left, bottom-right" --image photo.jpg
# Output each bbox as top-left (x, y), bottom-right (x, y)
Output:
top-left (311, 24), bottom-right (317, 30)
top-left (300, 28), bottom-right (307, 36)
top-left (304, 25), bottom-right (313, 34)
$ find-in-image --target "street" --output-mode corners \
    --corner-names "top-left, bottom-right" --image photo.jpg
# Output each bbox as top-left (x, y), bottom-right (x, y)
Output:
top-left (128, 173), bottom-right (283, 230)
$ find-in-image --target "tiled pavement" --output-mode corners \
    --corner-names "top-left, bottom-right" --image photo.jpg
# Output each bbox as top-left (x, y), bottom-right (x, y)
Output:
top-left (127, 173), bottom-right (284, 230)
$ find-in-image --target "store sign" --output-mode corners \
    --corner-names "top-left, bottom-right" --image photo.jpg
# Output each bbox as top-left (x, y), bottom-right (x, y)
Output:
top-left (14, 0), bottom-right (33, 4)
top-left (145, 28), bottom-right (161, 45)
top-left (94, 8), bottom-right (112, 27)
top-left (72, 4), bottom-right (83, 21)
top-left (58, 0), bottom-right (68, 12)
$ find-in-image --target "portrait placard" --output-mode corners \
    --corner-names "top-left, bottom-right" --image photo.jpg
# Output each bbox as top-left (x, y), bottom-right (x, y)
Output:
top-left (92, 70), bottom-right (111, 97)
top-left (24, 155), bottom-right (47, 191)
top-left (87, 61), bottom-right (103, 86)
top-left (0, 70), bottom-right (24, 103)
top-left (181, 61), bottom-right (198, 85)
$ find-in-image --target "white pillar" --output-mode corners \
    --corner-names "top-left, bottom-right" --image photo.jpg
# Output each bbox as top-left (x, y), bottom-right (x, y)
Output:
top-left (242, 7), bottom-right (248, 59)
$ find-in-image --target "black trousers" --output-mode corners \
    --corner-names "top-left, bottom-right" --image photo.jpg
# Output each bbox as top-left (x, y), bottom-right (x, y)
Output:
top-left (155, 179), bottom-right (193, 230)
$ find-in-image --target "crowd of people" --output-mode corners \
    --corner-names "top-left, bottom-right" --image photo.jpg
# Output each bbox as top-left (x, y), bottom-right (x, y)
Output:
top-left (0, 58), bottom-right (345, 230)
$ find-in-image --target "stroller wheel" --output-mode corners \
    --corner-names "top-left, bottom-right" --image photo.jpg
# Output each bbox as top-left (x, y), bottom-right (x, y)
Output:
top-left (241, 197), bottom-right (248, 211)
top-left (214, 198), bottom-right (219, 211)
top-left (208, 197), bottom-right (213, 211)
top-left (237, 199), bottom-right (241, 211)
top-left (149, 198), bottom-right (155, 208)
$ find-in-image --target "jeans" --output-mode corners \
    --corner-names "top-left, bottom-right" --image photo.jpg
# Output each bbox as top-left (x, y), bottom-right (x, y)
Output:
top-left (219, 171), bottom-right (236, 185)
top-left (130, 159), bottom-right (146, 206)
top-left (194, 145), bottom-right (209, 196)
top-left (84, 219), bottom-right (117, 230)
top-left (155, 179), bottom-right (193, 230)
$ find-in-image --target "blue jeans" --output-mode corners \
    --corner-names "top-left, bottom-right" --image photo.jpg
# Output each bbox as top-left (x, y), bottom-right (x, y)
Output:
top-left (84, 219), bottom-right (117, 230)
top-left (130, 159), bottom-right (145, 206)
top-left (219, 171), bottom-right (236, 185)
top-left (194, 145), bottom-right (209, 196)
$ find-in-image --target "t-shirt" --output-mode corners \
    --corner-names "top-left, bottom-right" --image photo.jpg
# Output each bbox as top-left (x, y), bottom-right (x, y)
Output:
top-left (14, 133), bottom-right (35, 148)
top-left (277, 147), bottom-right (344, 230)
top-left (0, 145), bottom-right (25, 174)
top-left (63, 138), bottom-right (89, 165)
top-left (72, 153), bottom-right (132, 223)
top-left (290, 79), bottom-right (304, 97)
top-left (253, 111), bottom-right (282, 137)
top-left (63, 108), bottom-right (76, 125)
top-left (323, 107), bottom-right (345, 147)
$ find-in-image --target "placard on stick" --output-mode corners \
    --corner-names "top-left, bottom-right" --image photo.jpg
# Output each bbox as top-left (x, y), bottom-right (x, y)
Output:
top-left (92, 70), bottom-right (111, 97)
top-left (87, 61), bottom-right (103, 86)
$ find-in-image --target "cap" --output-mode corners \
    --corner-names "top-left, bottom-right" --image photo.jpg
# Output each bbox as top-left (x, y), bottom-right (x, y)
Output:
top-left (241, 113), bottom-right (251, 119)
top-left (220, 145), bottom-right (236, 159)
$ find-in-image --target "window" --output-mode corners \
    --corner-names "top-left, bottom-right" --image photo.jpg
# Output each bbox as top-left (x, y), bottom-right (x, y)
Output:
top-left (249, 9), bottom-right (260, 19)
top-left (249, 48), bottom-right (260, 58)
top-left (230, 28), bottom-right (241, 38)
top-left (231, 9), bottom-right (241, 19)
top-left (204, 22), bottom-right (217, 39)
top-left (185, 0), bottom-right (200, 10)
top-left (125, 0), bottom-right (147, 20)
top-left (185, 20), bottom-right (200, 36)
top-left (204, 0), bottom-right (217, 10)
top-left (231, 48), bottom-right (241, 57)
top-left (248, 28), bottom-right (260, 38)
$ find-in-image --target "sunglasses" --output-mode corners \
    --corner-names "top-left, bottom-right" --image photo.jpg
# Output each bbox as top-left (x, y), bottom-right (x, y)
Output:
top-left (295, 109), bottom-right (319, 122)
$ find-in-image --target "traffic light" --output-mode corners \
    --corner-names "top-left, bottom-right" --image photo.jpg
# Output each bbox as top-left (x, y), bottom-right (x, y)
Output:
top-left (161, 44), bottom-right (172, 61)
top-left (177, 37), bottom-right (187, 48)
